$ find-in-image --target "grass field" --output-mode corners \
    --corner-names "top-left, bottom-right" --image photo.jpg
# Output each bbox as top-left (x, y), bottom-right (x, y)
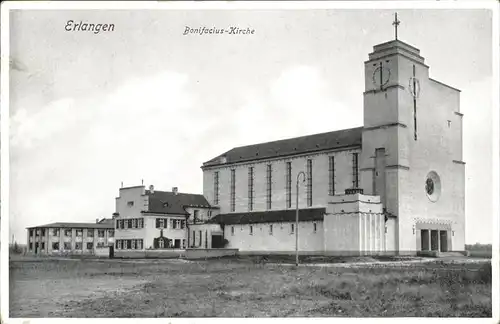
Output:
top-left (9, 256), bottom-right (492, 318)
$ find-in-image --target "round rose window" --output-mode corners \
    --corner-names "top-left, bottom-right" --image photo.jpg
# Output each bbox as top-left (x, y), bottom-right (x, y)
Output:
top-left (425, 171), bottom-right (441, 202)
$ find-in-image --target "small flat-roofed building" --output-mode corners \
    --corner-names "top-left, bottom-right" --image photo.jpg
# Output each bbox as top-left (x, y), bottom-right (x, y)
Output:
top-left (26, 218), bottom-right (115, 257)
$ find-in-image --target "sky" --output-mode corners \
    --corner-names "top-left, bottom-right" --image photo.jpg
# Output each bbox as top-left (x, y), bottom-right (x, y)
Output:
top-left (7, 8), bottom-right (494, 244)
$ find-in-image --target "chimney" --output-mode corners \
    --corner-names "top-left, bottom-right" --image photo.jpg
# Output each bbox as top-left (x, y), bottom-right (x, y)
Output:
top-left (96, 218), bottom-right (99, 224)
top-left (172, 187), bottom-right (178, 195)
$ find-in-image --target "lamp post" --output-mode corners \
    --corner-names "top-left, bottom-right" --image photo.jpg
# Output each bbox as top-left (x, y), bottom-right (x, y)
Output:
top-left (295, 171), bottom-right (306, 266)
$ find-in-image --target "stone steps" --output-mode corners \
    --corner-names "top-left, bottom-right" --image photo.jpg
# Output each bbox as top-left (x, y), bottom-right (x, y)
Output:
top-left (417, 251), bottom-right (467, 258)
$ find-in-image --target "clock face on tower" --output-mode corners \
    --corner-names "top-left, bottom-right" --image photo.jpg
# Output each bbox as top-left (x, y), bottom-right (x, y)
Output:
top-left (409, 76), bottom-right (421, 98)
top-left (372, 65), bottom-right (391, 89)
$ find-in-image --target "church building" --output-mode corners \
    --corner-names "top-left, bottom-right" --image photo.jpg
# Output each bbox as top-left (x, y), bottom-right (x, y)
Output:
top-left (195, 23), bottom-right (466, 255)
top-left (27, 18), bottom-right (466, 258)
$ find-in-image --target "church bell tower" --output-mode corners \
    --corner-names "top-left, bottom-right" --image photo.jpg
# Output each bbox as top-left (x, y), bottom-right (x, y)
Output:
top-left (360, 14), bottom-right (429, 210)
top-left (359, 13), bottom-right (464, 254)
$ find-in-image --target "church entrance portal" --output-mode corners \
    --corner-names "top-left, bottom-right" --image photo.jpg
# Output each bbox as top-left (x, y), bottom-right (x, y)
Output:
top-left (419, 229), bottom-right (450, 252)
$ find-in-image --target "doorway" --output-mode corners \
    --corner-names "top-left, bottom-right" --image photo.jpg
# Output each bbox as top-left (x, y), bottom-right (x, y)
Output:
top-left (420, 230), bottom-right (429, 251)
top-left (430, 230), bottom-right (439, 251)
top-left (439, 231), bottom-right (448, 252)
top-left (212, 235), bottom-right (224, 248)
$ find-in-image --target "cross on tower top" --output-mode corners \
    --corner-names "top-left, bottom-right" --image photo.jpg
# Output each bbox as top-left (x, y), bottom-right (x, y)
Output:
top-left (392, 13), bottom-right (400, 40)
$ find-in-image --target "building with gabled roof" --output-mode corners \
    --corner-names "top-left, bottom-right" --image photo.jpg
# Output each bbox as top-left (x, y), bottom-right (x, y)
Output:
top-left (196, 37), bottom-right (465, 256)
top-left (112, 185), bottom-right (218, 257)
top-left (202, 127), bottom-right (363, 168)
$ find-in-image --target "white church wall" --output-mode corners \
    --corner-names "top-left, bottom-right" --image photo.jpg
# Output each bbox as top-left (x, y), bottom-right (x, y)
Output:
top-left (362, 88), bottom-right (400, 128)
top-left (326, 194), bottom-right (385, 255)
top-left (324, 213), bottom-right (360, 254)
top-left (202, 148), bottom-right (361, 215)
top-left (385, 217), bottom-right (397, 252)
top-left (396, 64), bottom-right (465, 252)
top-left (224, 221), bottom-right (323, 253)
top-left (359, 112), bottom-right (401, 215)
top-left (333, 150), bottom-right (361, 194)
top-left (202, 170), bottom-right (215, 205)
top-left (384, 168), bottom-right (400, 216)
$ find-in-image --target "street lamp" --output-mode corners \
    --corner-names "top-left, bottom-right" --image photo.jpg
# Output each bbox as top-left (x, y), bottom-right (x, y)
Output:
top-left (295, 171), bottom-right (306, 266)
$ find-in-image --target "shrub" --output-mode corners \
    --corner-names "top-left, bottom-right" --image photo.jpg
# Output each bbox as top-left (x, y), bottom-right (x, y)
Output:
top-left (9, 243), bottom-right (24, 255)
top-left (476, 262), bottom-right (492, 284)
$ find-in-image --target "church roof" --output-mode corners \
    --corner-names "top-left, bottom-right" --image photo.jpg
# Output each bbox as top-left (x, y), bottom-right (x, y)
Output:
top-left (207, 208), bottom-right (326, 225)
top-left (202, 127), bottom-right (363, 167)
top-left (144, 190), bottom-right (212, 215)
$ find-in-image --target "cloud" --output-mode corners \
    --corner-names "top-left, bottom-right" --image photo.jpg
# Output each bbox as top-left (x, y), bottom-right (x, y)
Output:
top-left (460, 76), bottom-right (493, 244)
top-left (10, 70), bottom-right (199, 239)
top-left (11, 98), bottom-right (81, 149)
top-left (195, 65), bottom-right (362, 160)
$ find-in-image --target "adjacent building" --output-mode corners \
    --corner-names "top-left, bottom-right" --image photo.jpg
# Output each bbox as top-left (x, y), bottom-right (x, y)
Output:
top-left (26, 218), bottom-right (115, 257)
top-left (112, 185), bottom-right (218, 257)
